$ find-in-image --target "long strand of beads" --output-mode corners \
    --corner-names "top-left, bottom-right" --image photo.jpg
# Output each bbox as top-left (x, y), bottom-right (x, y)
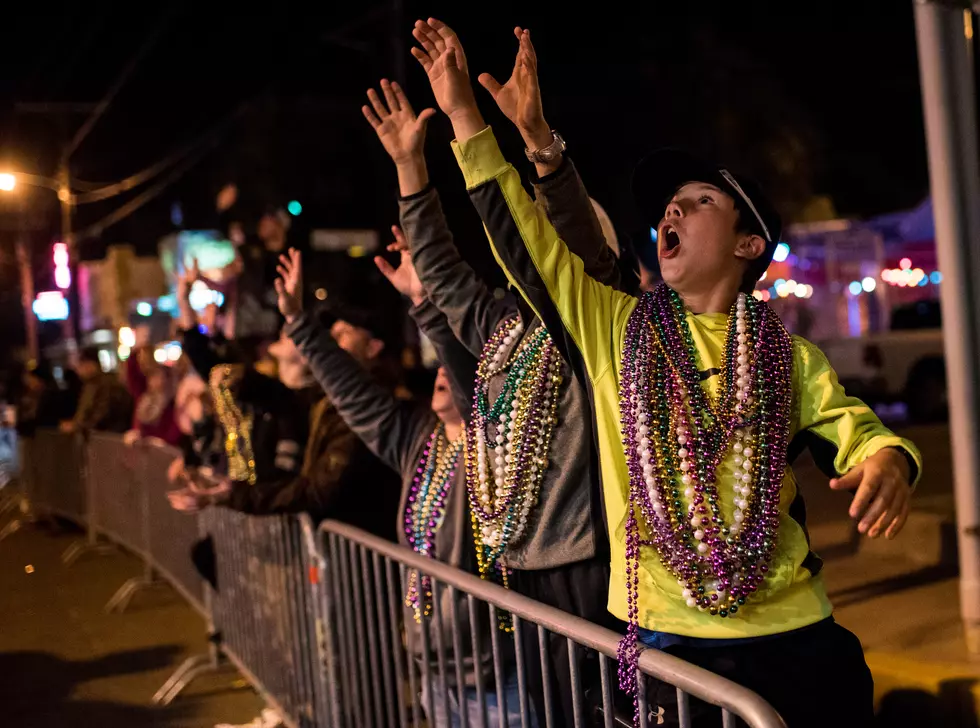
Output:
top-left (403, 423), bottom-right (464, 623)
top-left (616, 285), bottom-right (793, 705)
top-left (466, 318), bottom-right (562, 631)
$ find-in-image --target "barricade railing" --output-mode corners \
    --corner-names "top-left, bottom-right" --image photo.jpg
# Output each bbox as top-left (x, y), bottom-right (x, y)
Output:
top-left (15, 428), bottom-right (786, 728)
top-left (312, 520), bottom-right (787, 728)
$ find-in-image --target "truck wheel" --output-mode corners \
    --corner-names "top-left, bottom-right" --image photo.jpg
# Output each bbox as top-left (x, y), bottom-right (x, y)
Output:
top-left (905, 356), bottom-right (947, 423)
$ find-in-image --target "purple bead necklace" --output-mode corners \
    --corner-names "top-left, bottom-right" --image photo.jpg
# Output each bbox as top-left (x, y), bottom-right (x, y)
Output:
top-left (616, 285), bottom-right (793, 704)
top-left (403, 422), bottom-right (464, 623)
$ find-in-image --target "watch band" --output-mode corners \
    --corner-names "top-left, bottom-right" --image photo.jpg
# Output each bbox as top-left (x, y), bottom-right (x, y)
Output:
top-left (525, 131), bottom-right (566, 163)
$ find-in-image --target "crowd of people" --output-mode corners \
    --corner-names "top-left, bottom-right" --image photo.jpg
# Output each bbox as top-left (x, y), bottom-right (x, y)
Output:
top-left (13, 19), bottom-right (922, 728)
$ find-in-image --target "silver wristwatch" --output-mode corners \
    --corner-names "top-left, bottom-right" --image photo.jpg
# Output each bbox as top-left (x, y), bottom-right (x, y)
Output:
top-left (525, 131), bottom-right (566, 163)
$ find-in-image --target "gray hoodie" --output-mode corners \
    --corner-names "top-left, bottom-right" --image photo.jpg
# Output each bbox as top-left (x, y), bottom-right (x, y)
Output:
top-left (399, 156), bottom-right (628, 571)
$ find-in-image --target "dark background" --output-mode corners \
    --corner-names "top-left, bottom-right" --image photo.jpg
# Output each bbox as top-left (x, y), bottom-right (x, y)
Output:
top-left (0, 0), bottom-right (959, 362)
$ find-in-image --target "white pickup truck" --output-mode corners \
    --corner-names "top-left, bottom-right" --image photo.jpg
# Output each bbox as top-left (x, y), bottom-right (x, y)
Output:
top-left (818, 310), bottom-right (946, 422)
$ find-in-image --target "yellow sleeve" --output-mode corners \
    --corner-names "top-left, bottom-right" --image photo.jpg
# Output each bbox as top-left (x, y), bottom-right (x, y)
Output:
top-left (794, 336), bottom-right (922, 486)
top-left (451, 126), bottom-right (637, 381)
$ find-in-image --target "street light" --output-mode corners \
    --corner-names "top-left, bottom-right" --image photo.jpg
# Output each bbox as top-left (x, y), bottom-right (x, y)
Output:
top-left (0, 173), bottom-right (15, 192)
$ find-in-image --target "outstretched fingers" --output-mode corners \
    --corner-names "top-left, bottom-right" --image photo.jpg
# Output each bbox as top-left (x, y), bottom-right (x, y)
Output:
top-left (380, 79), bottom-right (401, 113)
top-left (366, 87), bottom-right (390, 120)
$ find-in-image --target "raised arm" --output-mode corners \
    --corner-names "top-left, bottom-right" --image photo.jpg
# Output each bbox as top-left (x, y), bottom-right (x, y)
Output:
top-left (376, 226), bottom-right (479, 422)
top-left (411, 19), bottom-right (637, 379)
top-left (480, 27), bottom-right (623, 290)
top-left (363, 78), bottom-right (514, 356)
top-left (276, 249), bottom-right (430, 474)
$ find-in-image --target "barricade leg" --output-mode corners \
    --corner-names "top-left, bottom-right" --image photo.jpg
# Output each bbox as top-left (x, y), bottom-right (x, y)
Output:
top-left (153, 630), bottom-right (226, 705)
top-left (104, 574), bottom-right (168, 613)
top-left (62, 534), bottom-right (115, 565)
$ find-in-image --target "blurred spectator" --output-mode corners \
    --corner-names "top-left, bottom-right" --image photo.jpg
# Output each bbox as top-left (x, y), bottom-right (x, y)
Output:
top-left (58, 368), bottom-right (83, 422)
top-left (17, 362), bottom-right (62, 436)
top-left (125, 364), bottom-right (182, 447)
top-left (173, 354), bottom-right (207, 437)
top-left (61, 348), bottom-right (133, 435)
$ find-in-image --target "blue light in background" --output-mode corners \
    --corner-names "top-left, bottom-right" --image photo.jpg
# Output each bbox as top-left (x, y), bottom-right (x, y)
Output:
top-left (136, 302), bottom-right (153, 317)
top-left (930, 271), bottom-right (943, 284)
top-left (287, 200), bottom-right (303, 216)
top-left (650, 228), bottom-right (658, 243)
top-left (848, 281), bottom-right (863, 296)
top-left (773, 242), bottom-right (791, 263)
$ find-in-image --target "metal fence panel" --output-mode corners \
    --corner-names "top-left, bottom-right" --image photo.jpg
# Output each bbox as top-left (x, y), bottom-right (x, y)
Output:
top-left (313, 520), bottom-right (787, 728)
top-left (206, 506), bottom-right (323, 728)
top-left (139, 441), bottom-right (206, 613)
top-left (29, 429), bottom-right (87, 524)
top-left (87, 432), bottom-right (145, 554)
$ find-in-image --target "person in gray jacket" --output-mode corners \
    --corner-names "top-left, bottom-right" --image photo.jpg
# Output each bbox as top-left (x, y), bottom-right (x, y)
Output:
top-left (277, 247), bottom-right (531, 727)
top-left (362, 44), bottom-right (633, 719)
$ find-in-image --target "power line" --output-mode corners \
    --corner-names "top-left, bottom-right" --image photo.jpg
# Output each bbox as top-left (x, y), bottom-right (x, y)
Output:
top-left (74, 100), bottom-right (252, 241)
top-left (63, 4), bottom-right (180, 161)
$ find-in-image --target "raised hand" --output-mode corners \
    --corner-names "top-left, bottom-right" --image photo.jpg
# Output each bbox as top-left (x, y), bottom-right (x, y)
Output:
top-left (478, 28), bottom-right (550, 148)
top-left (411, 18), bottom-right (483, 137)
top-left (176, 257), bottom-right (200, 329)
top-left (274, 248), bottom-right (303, 323)
top-left (363, 79), bottom-right (436, 165)
top-left (374, 225), bottom-right (426, 306)
top-left (176, 257), bottom-right (200, 303)
top-left (830, 448), bottom-right (913, 539)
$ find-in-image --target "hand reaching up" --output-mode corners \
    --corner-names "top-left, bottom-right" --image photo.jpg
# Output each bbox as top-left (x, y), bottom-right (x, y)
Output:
top-left (411, 18), bottom-right (485, 139)
top-left (363, 79), bottom-right (436, 165)
top-left (479, 28), bottom-right (550, 149)
top-left (275, 248), bottom-right (303, 323)
top-left (374, 226), bottom-right (426, 306)
top-left (176, 257), bottom-right (200, 329)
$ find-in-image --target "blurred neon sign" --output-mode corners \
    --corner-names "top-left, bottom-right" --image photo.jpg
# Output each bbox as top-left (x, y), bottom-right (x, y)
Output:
top-left (33, 291), bottom-right (69, 321)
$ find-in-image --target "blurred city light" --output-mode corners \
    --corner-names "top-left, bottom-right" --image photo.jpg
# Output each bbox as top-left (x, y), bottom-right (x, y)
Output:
top-left (32, 291), bottom-right (69, 321)
top-left (188, 281), bottom-right (224, 311)
top-left (848, 281), bottom-right (863, 296)
top-left (773, 242), bottom-right (791, 263)
top-left (861, 276), bottom-right (877, 293)
top-left (118, 344), bottom-right (131, 361)
top-left (136, 302), bottom-right (153, 317)
top-left (930, 271), bottom-right (943, 284)
top-left (900, 257), bottom-right (912, 270)
top-left (119, 327), bottom-right (136, 348)
top-left (0, 173), bottom-right (16, 191)
top-left (53, 243), bottom-right (71, 289)
top-left (287, 200), bottom-right (303, 216)
top-left (153, 348), bottom-right (167, 364)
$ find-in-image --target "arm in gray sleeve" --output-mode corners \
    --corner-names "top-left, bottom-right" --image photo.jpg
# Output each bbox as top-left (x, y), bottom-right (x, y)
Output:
top-left (530, 155), bottom-right (622, 289)
top-left (400, 187), bottom-right (517, 358)
top-left (409, 298), bottom-right (477, 426)
top-left (286, 311), bottom-right (428, 475)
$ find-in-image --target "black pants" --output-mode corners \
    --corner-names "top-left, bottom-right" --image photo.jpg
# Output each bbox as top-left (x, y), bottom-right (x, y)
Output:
top-left (510, 556), bottom-right (613, 727)
top-left (646, 619), bottom-right (875, 728)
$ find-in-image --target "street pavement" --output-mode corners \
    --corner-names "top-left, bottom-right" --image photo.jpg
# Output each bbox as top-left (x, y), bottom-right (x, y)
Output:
top-left (0, 517), bottom-right (263, 728)
top-left (795, 423), bottom-right (980, 727)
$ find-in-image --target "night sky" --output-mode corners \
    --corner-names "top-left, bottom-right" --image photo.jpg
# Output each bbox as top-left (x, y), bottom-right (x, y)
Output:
top-left (0, 0), bottom-right (954, 359)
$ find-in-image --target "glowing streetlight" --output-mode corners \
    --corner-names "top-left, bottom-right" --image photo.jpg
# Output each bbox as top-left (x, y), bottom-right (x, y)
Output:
top-left (0, 173), bottom-right (15, 192)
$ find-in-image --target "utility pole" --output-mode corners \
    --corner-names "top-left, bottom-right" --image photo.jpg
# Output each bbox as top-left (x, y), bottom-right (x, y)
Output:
top-left (913, 0), bottom-right (980, 655)
top-left (15, 238), bottom-right (37, 364)
top-left (57, 159), bottom-right (77, 359)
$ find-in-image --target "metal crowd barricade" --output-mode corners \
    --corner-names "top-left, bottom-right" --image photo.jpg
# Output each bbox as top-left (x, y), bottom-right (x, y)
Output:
top-left (0, 426), bottom-right (24, 540)
top-left (157, 506), bottom-right (325, 728)
top-left (312, 520), bottom-right (787, 728)
top-left (139, 441), bottom-right (206, 613)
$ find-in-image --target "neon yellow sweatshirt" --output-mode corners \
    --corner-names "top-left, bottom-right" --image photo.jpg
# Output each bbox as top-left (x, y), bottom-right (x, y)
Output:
top-left (452, 126), bottom-right (922, 639)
